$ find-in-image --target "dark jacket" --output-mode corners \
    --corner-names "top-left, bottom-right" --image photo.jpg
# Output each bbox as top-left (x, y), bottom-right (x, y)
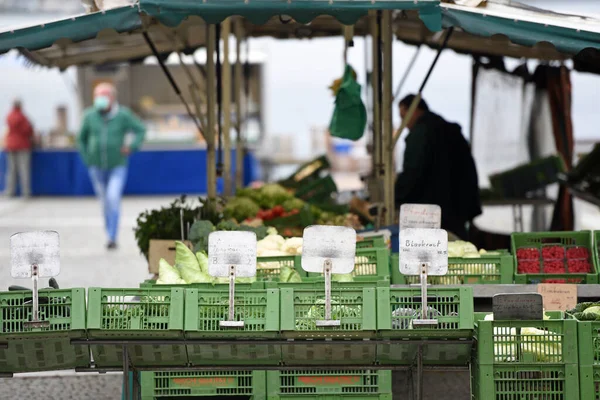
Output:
top-left (395, 111), bottom-right (482, 234)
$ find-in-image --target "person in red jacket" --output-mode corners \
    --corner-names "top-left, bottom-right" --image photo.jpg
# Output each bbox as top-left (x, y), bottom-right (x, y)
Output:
top-left (5, 100), bottom-right (34, 198)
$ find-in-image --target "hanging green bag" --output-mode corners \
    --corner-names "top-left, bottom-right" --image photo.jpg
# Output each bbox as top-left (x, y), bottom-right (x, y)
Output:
top-left (328, 64), bottom-right (367, 141)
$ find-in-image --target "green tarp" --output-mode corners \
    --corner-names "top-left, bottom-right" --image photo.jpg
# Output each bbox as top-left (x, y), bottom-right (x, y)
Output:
top-left (140, 0), bottom-right (441, 29)
top-left (0, 6), bottom-right (141, 54)
top-left (442, 6), bottom-right (600, 56)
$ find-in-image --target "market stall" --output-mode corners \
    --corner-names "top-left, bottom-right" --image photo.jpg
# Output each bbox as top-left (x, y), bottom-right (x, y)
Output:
top-left (1, 1), bottom-right (600, 400)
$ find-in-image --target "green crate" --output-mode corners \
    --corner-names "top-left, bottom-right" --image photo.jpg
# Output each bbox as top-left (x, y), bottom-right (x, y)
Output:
top-left (356, 235), bottom-right (387, 250)
top-left (0, 288), bottom-right (89, 373)
top-left (280, 284), bottom-right (377, 365)
top-left (471, 363), bottom-right (580, 400)
top-left (184, 287), bottom-right (280, 365)
top-left (473, 312), bottom-right (578, 365)
top-left (87, 287), bottom-right (186, 367)
top-left (141, 370), bottom-right (267, 399)
top-left (266, 369), bottom-right (392, 399)
top-left (307, 248), bottom-right (390, 281)
top-left (376, 287), bottom-right (473, 365)
top-left (390, 253), bottom-right (514, 285)
top-left (512, 231), bottom-right (598, 284)
top-left (489, 155), bottom-right (566, 198)
top-left (257, 255), bottom-right (305, 282)
top-left (575, 321), bottom-right (600, 399)
top-left (279, 155), bottom-right (330, 189)
top-left (295, 175), bottom-right (338, 204)
top-left (266, 206), bottom-right (315, 231)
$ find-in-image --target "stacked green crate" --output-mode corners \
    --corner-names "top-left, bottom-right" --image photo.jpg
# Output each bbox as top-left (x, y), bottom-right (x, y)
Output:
top-left (0, 288), bottom-right (89, 373)
top-left (87, 287), bottom-right (186, 367)
top-left (140, 370), bottom-right (267, 399)
top-left (376, 287), bottom-right (474, 365)
top-left (472, 312), bottom-right (579, 400)
top-left (266, 369), bottom-right (392, 399)
top-left (279, 283), bottom-right (377, 365)
top-left (390, 253), bottom-right (514, 284)
top-left (306, 248), bottom-right (390, 282)
top-left (575, 320), bottom-right (600, 399)
top-left (184, 286), bottom-right (280, 365)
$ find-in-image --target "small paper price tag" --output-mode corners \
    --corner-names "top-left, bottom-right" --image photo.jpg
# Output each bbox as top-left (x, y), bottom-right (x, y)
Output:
top-left (493, 293), bottom-right (544, 320)
top-left (537, 284), bottom-right (577, 311)
top-left (399, 204), bottom-right (442, 230)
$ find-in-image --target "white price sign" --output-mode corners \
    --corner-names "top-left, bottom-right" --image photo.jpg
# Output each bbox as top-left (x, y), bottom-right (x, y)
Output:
top-left (302, 225), bottom-right (356, 274)
top-left (208, 231), bottom-right (257, 278)
top-left (399, 228), bottom-right (448, 276)
top-left (399, 204), bottom-right (442, 230)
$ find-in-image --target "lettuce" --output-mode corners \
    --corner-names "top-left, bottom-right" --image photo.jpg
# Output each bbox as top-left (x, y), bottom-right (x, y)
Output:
top-left (332, 273), bottom-right (354, 282)
top-left (158, 258), bottom-right (183, 284)
top-left (196, 251), bottom-right (209, 274)
top-left (280, 266), bottom-right (302, 283)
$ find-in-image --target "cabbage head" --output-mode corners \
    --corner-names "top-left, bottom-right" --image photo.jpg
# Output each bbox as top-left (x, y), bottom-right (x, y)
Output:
top-left (158, 258), bottom-right (185, 284)
top-left (196, 251), bottom-right (209, 274)
top-left (280, 266), bottom-right (303, 283)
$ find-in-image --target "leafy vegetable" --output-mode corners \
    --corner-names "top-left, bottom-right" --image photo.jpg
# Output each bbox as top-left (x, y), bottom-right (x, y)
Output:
top-left (196, 251), bottom-right (209, 274)
top-left (175, 242), bottom-right (213, 283)
top-left (256, 183), bottom-right (293, 209)
top-left (157, 258), bottom-right (186, 285)
top-left (296, 299), bottom-right (361, 330)
top-left (134, 196), bottom-right (202, 258)
top-left (332, 273), bottom-right (354, 282)
top-left (570, 304), bottom-right (600, 321)
top-left (282, 198), bottom-right (306, 212)
top-left (280, 266), bottom-right (302, 283)
top-left (223, 197), bottom-right (260, 223)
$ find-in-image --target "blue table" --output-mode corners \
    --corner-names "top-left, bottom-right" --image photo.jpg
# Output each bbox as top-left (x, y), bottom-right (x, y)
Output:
top-left (0, 149), bottom-right (258, 196)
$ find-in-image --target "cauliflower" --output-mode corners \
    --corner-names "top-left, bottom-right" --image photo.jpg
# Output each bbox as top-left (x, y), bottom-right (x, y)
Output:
top-left (281, 237), bottom-right (303, 255)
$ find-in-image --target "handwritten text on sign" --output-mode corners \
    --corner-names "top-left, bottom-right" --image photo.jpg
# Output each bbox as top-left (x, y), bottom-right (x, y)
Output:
top-left (537, 284), bottom-right (577, 311)
top-left (400, 204), bottom-right (442, 230)
top-left (399, 228), bottom-right (448, 276)
top-left (493, 293), bottom-right (544, 320)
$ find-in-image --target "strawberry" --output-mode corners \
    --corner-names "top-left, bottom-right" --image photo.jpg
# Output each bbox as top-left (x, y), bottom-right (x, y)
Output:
top-left (543, 260), bottom-right (566, 274)
top-left (517, 260), bottom-right (540, 274)
top-left (542, 245), bottom-right (565, 260)
top-left (567, 259), bottom-right (591, 273)
top-left (566, 246), bottom-right (590, 260)
top-left (517, 248), bottom-right (540, 260)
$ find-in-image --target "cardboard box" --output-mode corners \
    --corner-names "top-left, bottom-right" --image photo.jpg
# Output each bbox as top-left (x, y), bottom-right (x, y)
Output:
top-left (148, 239), bottom-right (192, 274)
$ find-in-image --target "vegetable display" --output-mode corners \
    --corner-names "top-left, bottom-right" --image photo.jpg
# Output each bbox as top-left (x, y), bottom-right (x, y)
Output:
top-left (516, 242), bottom-right (593, 282)
top-left (567, 302), bottom-right (600, 321)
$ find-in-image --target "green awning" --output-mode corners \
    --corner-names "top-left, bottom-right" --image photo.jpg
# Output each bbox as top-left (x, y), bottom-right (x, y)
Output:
top-left (140, 0), bottom-right (441, 31)
top-left (0, 6), bottom-right (142, 55)
top-left (441, 2), bottom-right (600, 56)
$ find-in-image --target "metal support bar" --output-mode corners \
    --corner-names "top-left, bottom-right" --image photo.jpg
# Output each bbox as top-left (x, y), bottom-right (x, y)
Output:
top-left (122, 346), bottom-right (130, 400)
top-left (382, 10), bottom-right (394, 226)
top-left (71, 339), bottom-right (472, 346)
top-left (216, 23), bottom-right (224, 178)
top-left (369, 11), bottom-right (382, 204)
top-left (234, 18), bottom-right (245, 190)
top-left (206, 25), bottom-right (217, 199)
top-left (393, 28), bottom-right (454, 148)
top-left (74, 364), bottom-right (470, 372)
top-left (142, 32), bottom-right (204, 141)
top-left (222, 19), bottom-right (233, 195)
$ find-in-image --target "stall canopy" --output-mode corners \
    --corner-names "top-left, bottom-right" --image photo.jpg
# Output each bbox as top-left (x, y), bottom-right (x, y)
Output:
top-left (1, 1), bottom-right (599, 70)
top-left (0, 0), bottom-right (440, 70)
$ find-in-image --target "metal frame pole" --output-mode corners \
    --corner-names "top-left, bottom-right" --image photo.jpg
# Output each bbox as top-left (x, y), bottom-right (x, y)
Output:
top-left (382, 10), bottom-right (394, 226)
top-left (234, 19), bottom-right (245, 190)
top-left (369, 10), bottom-right (382, 203)
top-left (222, 19), bottom-right (233, 195)
top-left (206, 25), bottom-right (217, 199)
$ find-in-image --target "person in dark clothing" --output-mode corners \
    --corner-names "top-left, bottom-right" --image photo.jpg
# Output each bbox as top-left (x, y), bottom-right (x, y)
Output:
top-left (395, 95), bottom-right (482, 239)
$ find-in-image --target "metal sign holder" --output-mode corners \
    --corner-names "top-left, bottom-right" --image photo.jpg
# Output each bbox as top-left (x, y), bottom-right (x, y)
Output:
top-left (10, 231), bottom-right (61, 329)
top-left (208, 230), bottom-right (257, 328)
top-left (301, 225), bottom-right (356, 327)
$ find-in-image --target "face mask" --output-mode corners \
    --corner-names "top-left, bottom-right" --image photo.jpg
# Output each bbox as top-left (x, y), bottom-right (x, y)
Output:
top-left (94, 96), bottom-right (110, 111)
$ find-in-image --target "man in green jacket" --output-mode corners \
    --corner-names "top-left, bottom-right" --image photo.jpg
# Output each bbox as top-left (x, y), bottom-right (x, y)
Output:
top-left (77, 83), bottom-right (146, 249)
top-left (395, 94), bottom-right (481, 239)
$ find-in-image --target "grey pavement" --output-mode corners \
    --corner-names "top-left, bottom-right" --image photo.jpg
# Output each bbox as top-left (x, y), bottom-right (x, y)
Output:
top-left (0, 196), bottom-right (174, 400)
